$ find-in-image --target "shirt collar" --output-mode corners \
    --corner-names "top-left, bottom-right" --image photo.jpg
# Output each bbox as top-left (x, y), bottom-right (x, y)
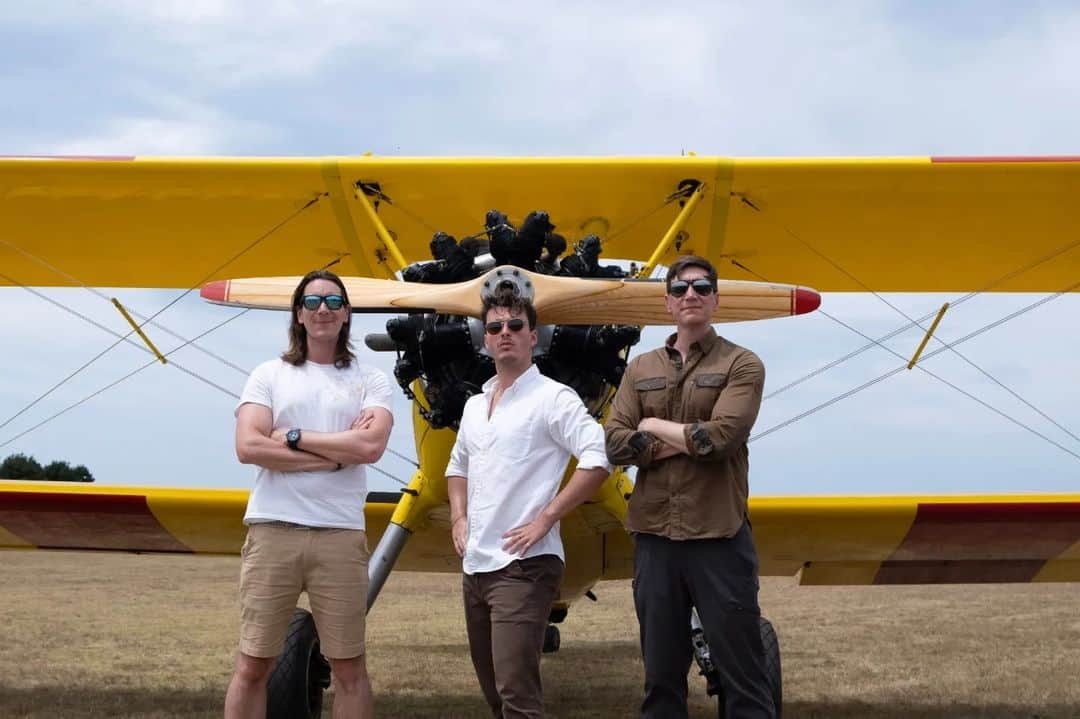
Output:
top-left (664, 326), bottom-right (720, 357)
top-left (481, 363), bottom-right (540, 395)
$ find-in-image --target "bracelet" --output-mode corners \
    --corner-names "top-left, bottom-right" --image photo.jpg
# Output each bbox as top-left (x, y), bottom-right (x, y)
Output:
top-left (451, 515), bottom-right (466, 526)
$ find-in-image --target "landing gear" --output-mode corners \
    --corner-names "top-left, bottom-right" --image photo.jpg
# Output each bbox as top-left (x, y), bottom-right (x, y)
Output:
top-left (692, 610), bottom-right (782, 719)
top-left (759, 617), bottom-right (782, 717)
top-left (542, 624), bottom-right (561, 653)
top-left (263, 516), bottom-right (415, 719)
top-left (266, 608), bottom-right (332, 719)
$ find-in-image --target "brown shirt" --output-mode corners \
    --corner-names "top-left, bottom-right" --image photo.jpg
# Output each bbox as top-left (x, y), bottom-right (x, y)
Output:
top-left (604, 327), bottom-right (765, 540)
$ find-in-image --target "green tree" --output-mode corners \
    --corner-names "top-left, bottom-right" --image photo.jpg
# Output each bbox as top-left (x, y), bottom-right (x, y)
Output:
top-left (69, 464), bottom-right (94, 482)
top-left (0, 453), bottom-right (43, 479)
top-left (1, 454), bottom-right (94, 482)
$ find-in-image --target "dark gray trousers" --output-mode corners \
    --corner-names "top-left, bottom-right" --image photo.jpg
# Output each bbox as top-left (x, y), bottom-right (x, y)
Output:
top-left (633, 523), bottom-right (775, 718)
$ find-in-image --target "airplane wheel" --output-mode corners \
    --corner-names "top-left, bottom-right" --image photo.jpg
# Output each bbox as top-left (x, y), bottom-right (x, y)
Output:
top-left (760, 617), bottom-right (782, 717)
top-left (542, 624), bottom-right (560, 654)
top-left (716, 617), bottom-right (782, 719)
top-left (267, 608), bottom-right (332, 719)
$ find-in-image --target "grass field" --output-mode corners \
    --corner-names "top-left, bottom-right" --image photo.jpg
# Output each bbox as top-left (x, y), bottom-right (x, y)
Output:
top-left (1, 551), bottom-right (1079, 718)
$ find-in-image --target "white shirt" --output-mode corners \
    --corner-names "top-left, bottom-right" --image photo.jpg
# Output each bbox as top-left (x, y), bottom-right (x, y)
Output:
top-left (236, 358), bottom-right (393, 530)
top-left (445, 364), bottom-right (611, 575)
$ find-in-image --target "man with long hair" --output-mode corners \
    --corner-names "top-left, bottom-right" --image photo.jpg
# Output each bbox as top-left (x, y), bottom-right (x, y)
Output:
top-left (445, 287), bottom-right (611, 718)
top-left (225, 269), bottom-right (393, 719)
top-left (605, 255), bottom-right (775, 718)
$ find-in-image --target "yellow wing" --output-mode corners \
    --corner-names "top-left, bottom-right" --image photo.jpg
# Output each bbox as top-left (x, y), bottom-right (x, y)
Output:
top-left (3, 156), bottom-right (1078, 291)
top-left (0, 481), bottom-right (459, 572)
top-left (4, 482), bottom-right (1078, 585)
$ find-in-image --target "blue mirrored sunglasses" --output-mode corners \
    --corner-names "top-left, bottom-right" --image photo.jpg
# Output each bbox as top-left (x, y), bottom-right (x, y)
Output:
top-left (301, 294), bottom-right (345, 311)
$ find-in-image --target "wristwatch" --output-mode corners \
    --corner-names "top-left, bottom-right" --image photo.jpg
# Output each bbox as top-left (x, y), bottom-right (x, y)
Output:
top-left (285, 428), bottom-right (302, 450)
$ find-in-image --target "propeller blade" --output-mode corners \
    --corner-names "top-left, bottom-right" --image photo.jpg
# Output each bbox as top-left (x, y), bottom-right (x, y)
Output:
top-left (200, 267), bottom-right (820, 325)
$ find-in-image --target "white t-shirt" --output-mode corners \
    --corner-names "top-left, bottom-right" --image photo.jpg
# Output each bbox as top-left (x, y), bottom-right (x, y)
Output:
top-left (445, 364), bottom-right (611, 575)
top-left (236, 358), bottom-right (394, 529)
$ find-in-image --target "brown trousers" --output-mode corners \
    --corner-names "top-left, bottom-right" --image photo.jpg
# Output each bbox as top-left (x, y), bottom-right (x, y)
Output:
top-left (462, 554), bottom-right (564, 719)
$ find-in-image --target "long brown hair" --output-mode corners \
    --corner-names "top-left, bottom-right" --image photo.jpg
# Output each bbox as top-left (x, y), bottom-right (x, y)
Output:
top-left (281, 270), bottom-right (355, 368)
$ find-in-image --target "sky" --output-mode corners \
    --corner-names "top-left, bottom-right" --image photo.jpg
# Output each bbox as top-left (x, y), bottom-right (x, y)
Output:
top-left (1, 1), bottom-right (1078, 495)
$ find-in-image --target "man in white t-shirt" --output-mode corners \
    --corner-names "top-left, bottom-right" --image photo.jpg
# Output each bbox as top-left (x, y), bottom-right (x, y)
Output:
top-left (224, 269), bottom-right (394, 719)
top-left (445, 287), bottom-right (611, 719)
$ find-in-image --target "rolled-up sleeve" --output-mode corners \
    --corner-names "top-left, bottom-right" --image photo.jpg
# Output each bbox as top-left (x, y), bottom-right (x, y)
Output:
top-left (548, 387), bottom-right (612, 471)
top-left (604, 361), bottom-right (661, 468)
top-left (683, 352), bottom-right (764, 461)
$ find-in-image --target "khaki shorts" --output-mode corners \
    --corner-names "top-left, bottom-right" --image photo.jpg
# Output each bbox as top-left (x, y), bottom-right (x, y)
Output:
top-left (238, 523), bottom-right (369, 660)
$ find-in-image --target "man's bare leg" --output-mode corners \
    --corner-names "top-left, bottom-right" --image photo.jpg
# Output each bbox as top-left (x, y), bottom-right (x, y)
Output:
top-left (224, 652), bottom-right (276, 719)
top-left (328, 655), bottom-right (374, 719)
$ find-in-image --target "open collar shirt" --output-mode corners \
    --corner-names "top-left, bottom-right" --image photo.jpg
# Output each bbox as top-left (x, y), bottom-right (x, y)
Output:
top-left (445, 364), bottom-right (611, 575)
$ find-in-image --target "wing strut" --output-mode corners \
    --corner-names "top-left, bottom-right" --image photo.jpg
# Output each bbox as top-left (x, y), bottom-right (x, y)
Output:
top-left (111, 298), bottom-right (167, 365)
top-left (907, 302), bottom-right (950, 369)
top-left (354, 182), bottom-right (409, 275)
top-left (366, 468), bottom-right (449, 610)
top-left (637, 180), bottom-right (706, 278)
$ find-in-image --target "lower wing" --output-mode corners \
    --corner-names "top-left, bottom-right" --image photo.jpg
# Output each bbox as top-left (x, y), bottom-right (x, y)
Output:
top-left (2, 482), bottom-right (1077, 584)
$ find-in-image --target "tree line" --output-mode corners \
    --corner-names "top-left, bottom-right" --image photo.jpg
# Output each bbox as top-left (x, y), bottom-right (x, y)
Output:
top-left (0, 453), bottom-right (95, 482)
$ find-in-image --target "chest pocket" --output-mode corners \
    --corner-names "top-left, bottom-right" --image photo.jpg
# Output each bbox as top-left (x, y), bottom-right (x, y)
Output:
top-left (634, 376), bottom-right (668, 419)
top-left (689, 372), bottom-right (727, 419)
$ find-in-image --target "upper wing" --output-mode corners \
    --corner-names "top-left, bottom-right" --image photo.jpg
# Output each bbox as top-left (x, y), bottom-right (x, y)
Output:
top-left (3, 156), bottom-right (1077, 291)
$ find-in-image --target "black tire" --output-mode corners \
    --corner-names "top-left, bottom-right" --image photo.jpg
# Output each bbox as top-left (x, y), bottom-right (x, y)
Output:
top-left (716, 617), bottom-right (782, 719)
top-left (542, 624), bottom-right (561, 654)
top-left (267, 608), bottom-right (332, 719)
top-left (760, 617), bottom-right (782, 718)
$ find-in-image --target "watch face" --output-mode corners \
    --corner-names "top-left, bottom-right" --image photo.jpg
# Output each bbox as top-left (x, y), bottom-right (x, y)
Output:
top-left (286, 429), bottom-right (300, 445)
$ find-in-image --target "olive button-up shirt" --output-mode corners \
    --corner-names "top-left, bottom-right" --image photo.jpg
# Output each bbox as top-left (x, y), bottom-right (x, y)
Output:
top-left (604, 328), bottom-right (765, 540)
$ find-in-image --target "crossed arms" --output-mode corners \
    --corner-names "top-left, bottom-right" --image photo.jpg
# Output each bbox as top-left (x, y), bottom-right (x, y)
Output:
top-left (235, 403), bottom-right (394, 472)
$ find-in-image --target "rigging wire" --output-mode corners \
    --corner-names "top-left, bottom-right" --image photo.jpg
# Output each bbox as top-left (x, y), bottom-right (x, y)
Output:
top-left (0, 194), bottom-right (326, 431)
top-left (0, 302), bottom-right (257, 448)
top-left (734, 197), bottom-right (1080, 443)
top-left (1, 277), bottom-right (424, 468)
top-left (0, 274), bottom-right (248, 401)
top-left (0, 239), bottom-right (248, 376)
top-left (750, 282), bottom-right (1080, 462)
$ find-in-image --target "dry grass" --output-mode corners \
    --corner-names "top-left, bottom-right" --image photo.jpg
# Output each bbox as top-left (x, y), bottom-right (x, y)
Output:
top-left (1, 551), bottom-right (1079, 718)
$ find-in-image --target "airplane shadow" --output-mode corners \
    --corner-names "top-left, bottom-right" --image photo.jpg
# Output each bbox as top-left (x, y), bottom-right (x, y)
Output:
top-left (782, 701), bottom-right (1080, 719)
top-left (0, 686), bottom-right (222, 717)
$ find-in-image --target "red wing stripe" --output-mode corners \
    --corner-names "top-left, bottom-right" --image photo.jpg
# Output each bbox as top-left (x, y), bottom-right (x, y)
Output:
top-left (0, 155), bottom-right (136, 161)
top-left (873, 502), bottom-right (1080, 584)
top-left (932, 156), bottom-right (1080, 163)
top-left (0, 492), bottom-right (192, 552)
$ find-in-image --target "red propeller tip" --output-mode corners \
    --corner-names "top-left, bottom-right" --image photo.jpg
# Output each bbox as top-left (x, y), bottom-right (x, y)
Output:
top-left (201, 280), bottom-right (229, 302)
top-left (794, 287), bottom-right (821, 315)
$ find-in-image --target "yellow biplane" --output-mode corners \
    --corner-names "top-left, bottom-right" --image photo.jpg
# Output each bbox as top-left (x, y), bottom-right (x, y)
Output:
top-left (2, 155), bottom-right (1079, 717)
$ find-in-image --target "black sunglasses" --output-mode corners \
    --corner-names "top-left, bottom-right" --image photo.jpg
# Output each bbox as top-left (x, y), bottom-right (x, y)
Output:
top-left (668, 279), bottom-right (716, 298)
top-left (301, 294), bottom-right (345, 311)
top-left (485, 318), bottom-right (527, 335)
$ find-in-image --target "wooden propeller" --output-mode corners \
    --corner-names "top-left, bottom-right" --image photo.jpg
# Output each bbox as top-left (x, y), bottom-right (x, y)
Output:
top-left (200, 265), bottom-right (820, 325)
